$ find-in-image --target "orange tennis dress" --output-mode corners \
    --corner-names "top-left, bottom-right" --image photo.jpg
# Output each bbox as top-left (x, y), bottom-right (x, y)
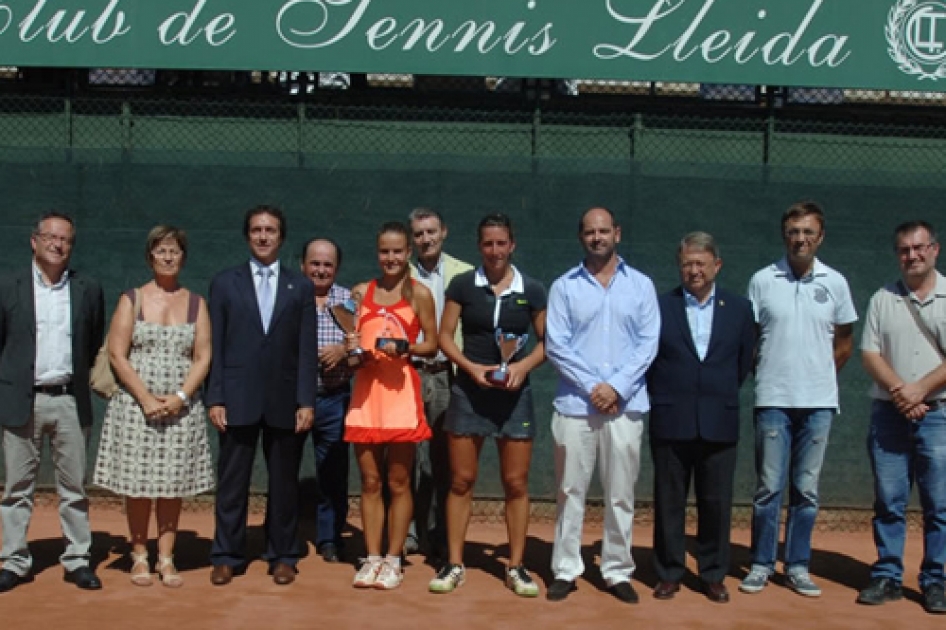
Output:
top-left (344, 281), bottom-right (431, 444)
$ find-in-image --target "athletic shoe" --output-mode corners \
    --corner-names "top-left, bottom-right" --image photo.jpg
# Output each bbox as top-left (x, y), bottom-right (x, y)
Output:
top-left (923, 583), bottom-right (946, 614)
top-left (429, 563), bottom-right (466, 594)
top-left (786, 570), bottom-right (821, 597)
top-left (353, 558), bottom-right (381, 588)
top-left (506, 566), bottom-right (539, 598)
top-left (739, 568), bottom-right (770, 594)
top-left (373, 561), bottom-right (403, 590)
top-left (856, 578), bottom-right (902, 605)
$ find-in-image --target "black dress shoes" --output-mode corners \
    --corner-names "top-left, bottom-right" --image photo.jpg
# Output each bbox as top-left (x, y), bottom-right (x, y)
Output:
top-left (271, 563), bottom-right (296, 586)
top-left (64, 566), bottom-right (102, 590)
top-left (609, 581), bottom-right (639, 604)
top-left (653, 581), bottom-right (680, 600)
top-left (0, 569), bottom-right (22, 593)
top-left (546, 579), bottom-right (576, 601)
top-left (703, 581), bottom-right (730, 603)
top-left (210, 564), bottom-right (234, 586)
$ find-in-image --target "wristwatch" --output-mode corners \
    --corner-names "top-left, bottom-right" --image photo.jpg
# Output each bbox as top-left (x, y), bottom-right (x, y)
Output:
top-left (175, 390), bottom-right (191, 407)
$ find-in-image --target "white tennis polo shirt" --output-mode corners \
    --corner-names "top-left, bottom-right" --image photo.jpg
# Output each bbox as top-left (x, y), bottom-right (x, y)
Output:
top-left (748, 257), bottom-right (858, 409)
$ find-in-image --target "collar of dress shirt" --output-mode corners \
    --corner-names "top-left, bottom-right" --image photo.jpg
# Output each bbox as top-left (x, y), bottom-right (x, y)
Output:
top-left (249, 258), bottom-right (280, 280)
top-left (32, 261), bottom-right (70, 289)
top-left (414, 254), bottom-right (444, 279)
top-left (683, 284), bottom-right (716, 308)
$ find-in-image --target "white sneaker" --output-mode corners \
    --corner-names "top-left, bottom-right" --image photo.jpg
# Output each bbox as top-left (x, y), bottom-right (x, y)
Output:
top-left (786, 571), bottom-right (821, 597)
top-left (353, 558), bottom-right (381, 588)
top-left (373, 561), bottom-right (404, 590)
top-left (505, 565), bottom-right (539, 598)
top-left (739, 568), bottom-right (770, 594)
top-left (429, 564), bottom-right (466, 594)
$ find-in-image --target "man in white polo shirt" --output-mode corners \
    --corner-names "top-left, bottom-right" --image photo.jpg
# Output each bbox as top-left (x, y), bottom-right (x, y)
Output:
top-left (740, 201), bottom-right (857, 598)
top-left (857, 220), bottom-right (946, 614)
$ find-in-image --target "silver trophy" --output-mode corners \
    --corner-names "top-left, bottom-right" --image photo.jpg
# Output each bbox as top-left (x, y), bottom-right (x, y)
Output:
top-left (374, 308), bottom-right (410, 355)
top-left (329, 294), bottom-right (365, 368)
top-left (487, 329), bottom-right (529, 387)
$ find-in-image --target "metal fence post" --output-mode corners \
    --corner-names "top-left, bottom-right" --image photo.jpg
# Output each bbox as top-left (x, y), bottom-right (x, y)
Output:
top-left (531, 103), bottom-right (541, 159)
top-left (121, 100), bottom-right (132, 162)
top-left (297, 101), bottom-right (306, 168)
top-left (64, 97), bottom-right (73, 163)
top-left (631, 112), bottom-right (643, 163)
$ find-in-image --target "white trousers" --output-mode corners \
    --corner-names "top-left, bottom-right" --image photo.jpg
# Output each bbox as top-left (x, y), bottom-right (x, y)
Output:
top-left (551, 411), bottom-right (643, 586)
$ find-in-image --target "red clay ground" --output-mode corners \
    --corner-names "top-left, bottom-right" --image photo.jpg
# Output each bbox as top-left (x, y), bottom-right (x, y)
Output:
top-left (0, 501), bottom-right (940, 629)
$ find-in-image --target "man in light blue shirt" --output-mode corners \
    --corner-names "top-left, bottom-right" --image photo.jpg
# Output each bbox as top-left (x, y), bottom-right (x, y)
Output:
top-left (545, 207), bottom-right (660, 604)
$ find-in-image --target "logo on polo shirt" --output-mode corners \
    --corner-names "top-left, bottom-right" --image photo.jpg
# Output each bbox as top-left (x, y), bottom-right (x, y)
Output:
top-left (813, 287), bottom-right (829, 304)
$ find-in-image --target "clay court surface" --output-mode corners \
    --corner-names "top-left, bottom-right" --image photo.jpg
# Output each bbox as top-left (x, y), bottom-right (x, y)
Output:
top-left (0, 499), bottom-right (940, 629)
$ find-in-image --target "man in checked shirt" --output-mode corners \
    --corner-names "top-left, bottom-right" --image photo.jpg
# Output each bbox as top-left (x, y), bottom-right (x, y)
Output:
top-left (301, 237), bottom-right (355, 563)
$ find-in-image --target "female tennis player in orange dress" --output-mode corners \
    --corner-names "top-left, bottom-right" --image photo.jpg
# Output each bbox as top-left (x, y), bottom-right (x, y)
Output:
top-left (345, 221), bottom-right (438, 590)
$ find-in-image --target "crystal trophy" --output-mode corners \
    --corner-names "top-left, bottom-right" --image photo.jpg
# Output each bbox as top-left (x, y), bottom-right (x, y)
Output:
top-left (487, 329), bottom-right (528, 387)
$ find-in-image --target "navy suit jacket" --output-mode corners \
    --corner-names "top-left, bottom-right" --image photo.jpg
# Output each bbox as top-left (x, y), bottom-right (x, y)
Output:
top-left (0, 267), bottom-right (105, 428)
top-left (205, 262), bottom-right (317, 429)
top-left (646, 285), bottom-right (756, 443)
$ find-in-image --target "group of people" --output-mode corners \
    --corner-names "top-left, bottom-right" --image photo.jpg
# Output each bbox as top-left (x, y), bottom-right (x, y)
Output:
top-left (0, 203), bottom-right (943, 616)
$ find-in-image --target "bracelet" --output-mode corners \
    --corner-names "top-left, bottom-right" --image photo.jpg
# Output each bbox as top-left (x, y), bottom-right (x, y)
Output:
top-left (175, 390), bottom-right (191, 407)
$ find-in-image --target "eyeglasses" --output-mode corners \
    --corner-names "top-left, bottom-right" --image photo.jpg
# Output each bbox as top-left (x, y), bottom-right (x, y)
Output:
top-left (896, 242), bottom-right (936, 257)
top-left (783, 228), bottom-right (821, 239)
top-left (36, 232), bottom-right (74, 245)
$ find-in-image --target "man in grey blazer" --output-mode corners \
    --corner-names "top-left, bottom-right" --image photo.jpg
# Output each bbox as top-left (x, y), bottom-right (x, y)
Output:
top-left (0, 211), bottom-right (105, 593)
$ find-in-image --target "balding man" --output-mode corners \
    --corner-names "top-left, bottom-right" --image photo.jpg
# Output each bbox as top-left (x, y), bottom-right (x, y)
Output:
top-left (545, 207), bottom-right (660, 604)
top-left (301, 237), bottom-right (354, 563)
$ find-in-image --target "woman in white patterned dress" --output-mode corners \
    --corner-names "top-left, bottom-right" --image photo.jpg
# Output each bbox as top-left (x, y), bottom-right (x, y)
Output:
top-left (93, 225), bottom-right (214, 587)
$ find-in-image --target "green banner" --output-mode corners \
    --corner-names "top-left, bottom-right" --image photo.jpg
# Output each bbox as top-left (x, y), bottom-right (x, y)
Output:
top-left (1, 0), bottom-right (946, 91)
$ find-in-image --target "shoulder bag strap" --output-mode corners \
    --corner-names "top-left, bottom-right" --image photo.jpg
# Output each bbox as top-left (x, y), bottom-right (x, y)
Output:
top-left (899, 280), bottom-right (946, 361)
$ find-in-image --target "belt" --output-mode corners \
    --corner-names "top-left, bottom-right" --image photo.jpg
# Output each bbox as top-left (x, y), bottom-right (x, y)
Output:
top-left (33, 383), bottom-right (74, 396)
top-left (412, 360), bottom-right (451, 374)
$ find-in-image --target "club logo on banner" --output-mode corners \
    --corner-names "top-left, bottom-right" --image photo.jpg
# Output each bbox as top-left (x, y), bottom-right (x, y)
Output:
top-left (887, 0), bottom-right (946, 80)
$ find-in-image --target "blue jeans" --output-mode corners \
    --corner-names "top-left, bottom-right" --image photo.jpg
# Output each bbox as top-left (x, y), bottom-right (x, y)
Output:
top-left (868, 400), bottom-right (946, 588)
top-left (750, 408), bottom-right (833, 574)
top-left (310, 390), bottom-right (351, 548)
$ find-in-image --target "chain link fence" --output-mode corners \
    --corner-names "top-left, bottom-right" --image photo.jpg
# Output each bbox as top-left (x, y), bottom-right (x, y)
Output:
top-left (2, 69), bottom-right (946, 174)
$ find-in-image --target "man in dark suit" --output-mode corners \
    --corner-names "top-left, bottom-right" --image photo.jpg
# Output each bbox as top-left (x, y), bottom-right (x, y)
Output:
top-left (0, 211), bottom-right (105, 593)
top-left (647, 231), bottom-right (756, 604)
top-left (206, 205), bottom-right (317, 586)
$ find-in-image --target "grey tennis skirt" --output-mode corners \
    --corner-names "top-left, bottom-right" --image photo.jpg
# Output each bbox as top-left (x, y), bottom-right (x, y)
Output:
top-left (444, 374), bottom-right (536, 440)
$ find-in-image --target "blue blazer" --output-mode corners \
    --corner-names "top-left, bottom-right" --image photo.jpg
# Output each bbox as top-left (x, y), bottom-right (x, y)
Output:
top-left (205, 262), bottom-right (317, 429)
top-left (646, 286), bottom-right (756, 443)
